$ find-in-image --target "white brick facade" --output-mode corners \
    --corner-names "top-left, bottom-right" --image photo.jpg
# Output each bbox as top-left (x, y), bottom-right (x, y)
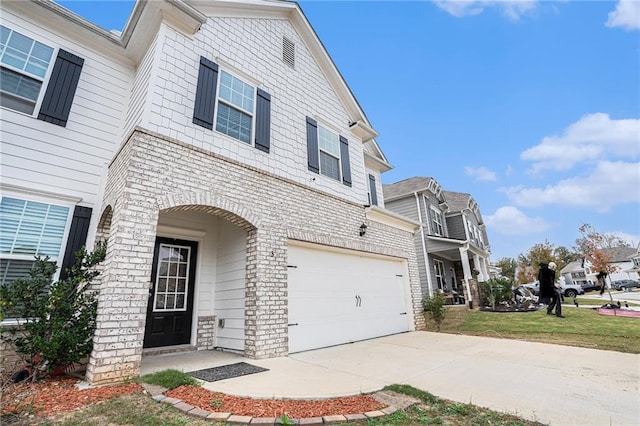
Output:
top-left (85, 129), bottom-right (424, 384)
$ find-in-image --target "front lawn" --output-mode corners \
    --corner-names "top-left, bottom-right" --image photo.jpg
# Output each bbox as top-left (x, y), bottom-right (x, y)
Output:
top-left (427, 306), bottom-right (640, 353)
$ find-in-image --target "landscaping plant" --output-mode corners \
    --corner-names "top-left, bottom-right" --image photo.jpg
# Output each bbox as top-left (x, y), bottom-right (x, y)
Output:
top-left (481, 277), bottom-right (513, 310)
top-left (423, 292), bottom-right (447, 331)
top-left (0, 243), bottom-right (106, 381)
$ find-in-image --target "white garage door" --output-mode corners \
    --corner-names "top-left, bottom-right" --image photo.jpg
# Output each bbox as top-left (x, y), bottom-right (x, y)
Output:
top-left (287, 243), bottom-right (411, 353)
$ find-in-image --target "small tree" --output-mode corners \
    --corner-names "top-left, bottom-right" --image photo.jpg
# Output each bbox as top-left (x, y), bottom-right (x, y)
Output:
top-left (0, 243), bottom-right (106, 381)
top-left (495, 257), bottom-right (517, 282)
top-left (423, 292), bottom-right (446, 332)
top-left (481, 278), bottom-right (513, 310)
top-left (575, 224), bottom-right (620, 304)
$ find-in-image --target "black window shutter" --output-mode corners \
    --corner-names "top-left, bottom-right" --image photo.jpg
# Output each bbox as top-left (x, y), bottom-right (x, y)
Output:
top-left (255, 88), bottom-right (271, 153)
top-left (37, 49), bottom-right (84, 127)
top-left (339, 135), bottom-right (352, 187)
top-left (306, 116), bottom-right (319, 173)
top-left (369, 174), bottom-right (378, 206)
top-left (192, 57), bottom-right (218, 130)
top-left (59, 206), bottom-right (92, 280)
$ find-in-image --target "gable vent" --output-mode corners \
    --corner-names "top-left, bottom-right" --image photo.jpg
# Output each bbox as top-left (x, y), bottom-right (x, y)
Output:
top-left (282, 36), bottom-right (295, 68)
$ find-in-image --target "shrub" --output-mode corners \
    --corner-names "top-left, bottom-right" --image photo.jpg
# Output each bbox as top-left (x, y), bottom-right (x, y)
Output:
top-left (0, 243), bottom-right (106, 381)
top-left (481, 278), bottom-right (513, 310)
top-left (423, 292), bottom-right (447, 331)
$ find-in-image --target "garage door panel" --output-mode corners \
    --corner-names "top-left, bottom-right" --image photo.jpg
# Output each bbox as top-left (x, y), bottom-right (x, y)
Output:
top-left (288, 244), bottom-right (410, 353)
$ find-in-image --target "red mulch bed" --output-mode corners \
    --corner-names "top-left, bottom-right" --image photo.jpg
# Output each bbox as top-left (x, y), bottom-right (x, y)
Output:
top-left (2, 376), bottom-right (385, 420)
top-left (1, 376), bottom-right (143, 416)
top-left (166, 385), bottom-right (385, 418)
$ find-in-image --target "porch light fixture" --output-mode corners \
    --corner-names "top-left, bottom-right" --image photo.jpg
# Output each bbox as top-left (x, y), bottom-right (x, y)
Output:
top-left (359, 223), bottom-right (367, 237)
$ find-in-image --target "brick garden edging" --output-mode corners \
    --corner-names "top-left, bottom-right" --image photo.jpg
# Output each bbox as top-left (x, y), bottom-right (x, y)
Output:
top-left (152, 394), bottom-right (398, 424)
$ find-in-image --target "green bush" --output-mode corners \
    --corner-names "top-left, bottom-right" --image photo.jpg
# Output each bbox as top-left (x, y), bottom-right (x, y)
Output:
top-left (423, 292), bottom-right (447, 331)
top-left (481, 278), bottom-right (513, 309)
top-left (0, 243), bottom-right (106, 381)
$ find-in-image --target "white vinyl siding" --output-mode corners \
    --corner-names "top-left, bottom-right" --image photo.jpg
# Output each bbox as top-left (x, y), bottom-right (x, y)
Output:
top-left (0, 9), bottom-right (129, 208)
top-left (214, 222), bottom-right (247, 351)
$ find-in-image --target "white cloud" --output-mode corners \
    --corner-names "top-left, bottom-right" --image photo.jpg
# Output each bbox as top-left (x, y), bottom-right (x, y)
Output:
top-left (485, 206), bottom-right (550, 235)
top-left (520, 113), bottom-right (640, 172)
top-left (434, 0), bottom-right (538, 21)
top-left (606, 0), bottom-right (640, 30)
top-left (464, 166), bottom-right (497, 181)
top-left (503, 160), bottom-right (640, 211)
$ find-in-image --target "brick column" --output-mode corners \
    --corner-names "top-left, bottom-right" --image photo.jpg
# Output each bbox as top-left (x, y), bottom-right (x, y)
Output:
top-left (244, 227), bottom-right (288, 358)
top-left (85, 196), bottom-right (159, 385)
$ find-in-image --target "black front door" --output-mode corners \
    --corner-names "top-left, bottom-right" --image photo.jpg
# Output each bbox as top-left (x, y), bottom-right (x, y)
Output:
top-left (144, 237), bottom-right (198, 348)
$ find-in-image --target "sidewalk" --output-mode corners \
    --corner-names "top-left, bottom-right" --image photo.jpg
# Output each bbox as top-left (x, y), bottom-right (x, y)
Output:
top-left (141, 331), bottom-right (639, 426)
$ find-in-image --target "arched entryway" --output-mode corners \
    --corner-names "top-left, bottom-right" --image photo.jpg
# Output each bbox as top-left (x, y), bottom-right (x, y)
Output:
top-left (146, 205), bottom-right (257, 353)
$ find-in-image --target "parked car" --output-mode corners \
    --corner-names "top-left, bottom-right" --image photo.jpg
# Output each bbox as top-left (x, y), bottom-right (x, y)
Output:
top-left (580, 281), bottom-right (602, 292)
top-left (612, 279), bottom-right (640, 291)
top-left (522, 280), bottom-right (585, 298)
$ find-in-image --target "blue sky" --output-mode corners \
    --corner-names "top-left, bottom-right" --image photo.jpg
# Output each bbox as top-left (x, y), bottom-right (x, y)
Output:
top-left (57, 0), bottom-right (640, 261)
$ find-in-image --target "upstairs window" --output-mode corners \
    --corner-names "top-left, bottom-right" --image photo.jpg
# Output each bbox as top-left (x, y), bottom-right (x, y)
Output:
top-left (306, 116), bottom-right (352, 186)
top-left (216, 70), bottom-right (255, 144)
top-left (318, 126), bottom-right (341, 181)
top-left (192, 57), bottom-right (271, 153)
top-left (430, 206), bottom-right (443, 236)
top-left (0, 25), bottom-right (53, 115)
top-left (368, 174), bottom-right (378, 206)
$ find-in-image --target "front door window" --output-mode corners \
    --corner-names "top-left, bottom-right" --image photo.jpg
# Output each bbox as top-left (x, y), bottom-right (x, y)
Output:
top-left (144, 238), bottom-right (198, 348)
top-left (154, 244), bottom-right (190, 311)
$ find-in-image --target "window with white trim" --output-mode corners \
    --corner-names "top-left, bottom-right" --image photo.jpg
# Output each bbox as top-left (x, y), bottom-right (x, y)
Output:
top-left (215, 70), bottom-right (255, 144)
top-left (318, 125), bottom-right (341, 181)
top-left (0, 196), bottom-right (70, 288)
top-left (0, 25), bottom-right (54, 115)
top-left (430, 206), bottom-right (443, 236)
top-left (434, 259), bottom-right (445, 290)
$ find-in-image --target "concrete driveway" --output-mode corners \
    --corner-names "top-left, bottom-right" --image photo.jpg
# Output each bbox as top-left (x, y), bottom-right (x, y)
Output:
top-left (140, 331), bottom-right (639, 426)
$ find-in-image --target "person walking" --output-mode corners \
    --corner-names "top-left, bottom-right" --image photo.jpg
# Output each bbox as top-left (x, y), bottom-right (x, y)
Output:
top-left (546, 262), bottom-right (565, 318)
top-left (537, 262), bottom-right (555, 305)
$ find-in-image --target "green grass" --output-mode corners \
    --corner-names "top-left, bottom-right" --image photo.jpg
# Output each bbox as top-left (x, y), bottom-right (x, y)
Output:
top-left (48, 394), bottom-right (211, 426)
top-left (355, 385), bottom-right (541, 425)
top-left (428, 306), bottom-right (640, 353)
top-left (134, 369), bottom-right (199, 389)
top-left (574, 296), bottom-right (640, 306)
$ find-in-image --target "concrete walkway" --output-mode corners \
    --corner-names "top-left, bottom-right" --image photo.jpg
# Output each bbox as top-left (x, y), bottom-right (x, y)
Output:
top-left (140, 331), bottom-right (639, 426)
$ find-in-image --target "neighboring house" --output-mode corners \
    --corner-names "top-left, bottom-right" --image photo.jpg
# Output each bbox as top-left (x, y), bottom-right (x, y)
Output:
top-left (627, 243), bottom-right (640, 277)
top-left (561, 246), bottom-right (639, 286)
top-left (603, 246), bottom-right (639, 282)
top-left (560, 261), bottom-right (593, 287)
top-left (0, 0), bottom-right (425, 385)
top-left (383, 177), bottom-right (491, 305)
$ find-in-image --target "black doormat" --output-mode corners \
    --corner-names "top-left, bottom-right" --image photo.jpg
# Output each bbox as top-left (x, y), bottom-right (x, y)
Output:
top-left (188, 362), bottom-right (268, 382)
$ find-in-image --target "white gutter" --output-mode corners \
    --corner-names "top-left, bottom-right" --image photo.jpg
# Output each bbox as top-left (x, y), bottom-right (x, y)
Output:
top-left (415, 192), bottom-right (433, 298)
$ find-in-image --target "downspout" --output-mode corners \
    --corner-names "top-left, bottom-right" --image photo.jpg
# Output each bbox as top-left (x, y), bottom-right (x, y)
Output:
top-left (415, 192), bottom-right (433, 297)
